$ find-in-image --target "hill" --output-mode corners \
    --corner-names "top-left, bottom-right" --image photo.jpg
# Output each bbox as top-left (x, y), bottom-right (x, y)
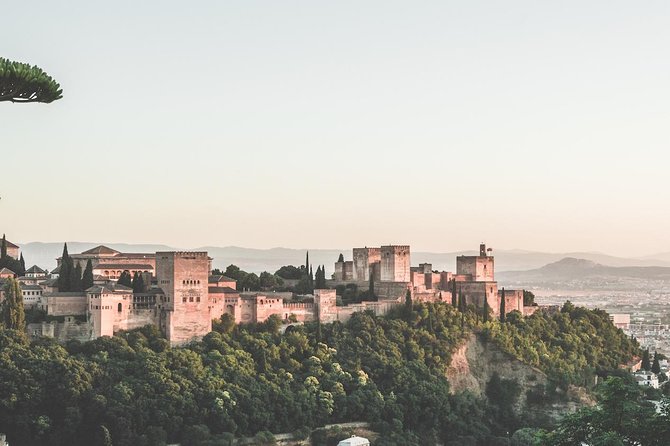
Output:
top-left (498, 257), bottom-right (670, 289)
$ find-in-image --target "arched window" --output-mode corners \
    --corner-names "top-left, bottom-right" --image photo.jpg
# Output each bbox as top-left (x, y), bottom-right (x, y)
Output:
top-left (118, 303), bottom-right (122, 312)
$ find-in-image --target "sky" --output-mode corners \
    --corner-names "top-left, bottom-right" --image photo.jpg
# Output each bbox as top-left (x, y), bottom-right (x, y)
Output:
top-left (2, 1), bottom-right (670, 257)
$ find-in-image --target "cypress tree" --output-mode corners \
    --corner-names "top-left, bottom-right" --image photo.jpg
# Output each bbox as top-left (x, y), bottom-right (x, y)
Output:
top-left (369, 272), bottom-right (375, 298)
top-left (72, 262), bottom-right (83, 292)
top-left (58, 242), bottom-right (71, 292)
top-left (118, 271), bottom-right (132, 288)
top-left (451, 279), bottom-right (457, 307)
top-left (337, 253), bottom-right (344, 263)
top-left (82, 259), bottom-right (94, 290)
top-left (1, 277), bottom-right (25, 331)
top-left (405, 288), bottom-right (412, 309)
top-left (305, 251), bottom-right (309, 271)
top-left (1, 234), bottom-right (6, 259)
top-left (642, 349), bottom-right (651, 371)
top-left (309, 265), bottom-right (314, 287)
top-left (19, 253), bottom-right (26, 275)
top-left (652, 352), bottom-right (661, 374)
top-left (500, 287), bottom-right (506, 323)
top-left (482, 299), bottom-right (489, 323)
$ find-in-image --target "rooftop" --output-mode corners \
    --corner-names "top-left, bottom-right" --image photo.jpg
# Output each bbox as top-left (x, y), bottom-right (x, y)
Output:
top-left (81, 245), bottom-right (120, 256)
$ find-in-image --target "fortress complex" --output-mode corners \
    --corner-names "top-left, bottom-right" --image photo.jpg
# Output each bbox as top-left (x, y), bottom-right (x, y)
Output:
top-left (333, 243), bottom-right (526, 318)
top-left (2, 241), bottom-right (530, 346)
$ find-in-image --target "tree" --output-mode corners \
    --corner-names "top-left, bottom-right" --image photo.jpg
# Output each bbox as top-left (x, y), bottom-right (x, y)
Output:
top-left (82, 260), bottom-right (94, 290)
top-left (0, 58), bottom-right (63, 103)
top-left (642, 349), bottom-right (651, 371)
top-left (500, 288), bottom-right (506, 323)
top-left (275, 265), bottom-right (303, 280)
top-left (72, 262), bottom-right (83, 292)
top-left (1, 277), bottom-right (25, 331)
top-left (118, 271), bottom-right (132, 288)
top-left (19, 253), bottom-right (25, 275)
top-left (239, 273), bottom-right (260, 291)
top-left (0, 234), bottom-right (6, 259)
top-left (132, 272), bottom-right (145, 293)
top-left (224, 264), bottom-right (242, 281)
top-left (405, 289), bottom-right (412, 310)
top-left (482, 299), bottom-right (489, 323)
top-left (58, 242), bottom-right (73, 292)
top-left (522, 290), bottom-right (535, 306)
top-left (337, 253), bottom-right (344, 263)
top-left (652, 352), bottom-right (661, 374)
top-left (451, 279), bottom-right (457, 307)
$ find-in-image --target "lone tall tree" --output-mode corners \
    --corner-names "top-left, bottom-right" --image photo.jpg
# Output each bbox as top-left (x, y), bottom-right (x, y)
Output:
top-left (0, 58), bottom-right (63, 103)
top-left (0, 234), bottom-right (6, 259)
top-left (82, 259), bottom-right (94, 290)
top-left (642, 349), bottom-right (651, 371)
top-left (451, 279), bottom-right (457, 307)
top-left (500, 288), bottom-right (506, 323)
top-left (58, 242), bottom-right (73, 292)
top-left (1, 277), bottom-right (25, 331)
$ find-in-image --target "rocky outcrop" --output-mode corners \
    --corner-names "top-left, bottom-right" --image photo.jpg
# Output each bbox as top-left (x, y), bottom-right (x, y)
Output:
top-left (446, 334), bottom-right (594, 420)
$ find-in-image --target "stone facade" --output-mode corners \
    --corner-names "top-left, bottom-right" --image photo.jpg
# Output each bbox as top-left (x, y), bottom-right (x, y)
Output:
top-left (353, 247), bottom-right (381, 281)
top-left (157, 251), bottom-right (211, 345)
top-left (380, 245), bottom-right (410, 282)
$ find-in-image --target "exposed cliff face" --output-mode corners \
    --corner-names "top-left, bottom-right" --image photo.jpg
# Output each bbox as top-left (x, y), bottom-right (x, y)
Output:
top-left (446, 334), bottom-right (593, 420)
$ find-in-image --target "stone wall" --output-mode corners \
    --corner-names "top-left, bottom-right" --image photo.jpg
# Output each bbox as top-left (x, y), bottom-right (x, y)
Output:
top-left (456, 256), bottom-right (494, 282)
top-left (157, 252), bottom-right (211, 345)
top-left (43, 293), bottom-right (87, 316)
top-left (380, 245), bottom-right (410, 282)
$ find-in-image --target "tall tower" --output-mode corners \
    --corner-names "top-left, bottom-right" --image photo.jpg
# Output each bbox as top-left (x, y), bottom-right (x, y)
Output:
top-left (156, 251), bottom-right (211, 345)
top-left (380, 245), bottom-right (410, 282)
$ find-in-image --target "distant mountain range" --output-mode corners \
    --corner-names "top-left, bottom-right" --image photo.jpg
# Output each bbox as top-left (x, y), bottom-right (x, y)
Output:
top-left (498, 257), bottom-right (670, 289)
top-left (13, 242), bottom-right (670, 275)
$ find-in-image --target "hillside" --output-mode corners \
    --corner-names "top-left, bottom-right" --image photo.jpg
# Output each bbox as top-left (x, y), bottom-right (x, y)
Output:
top-left (0, 301), bottom-right (638, 446)
top-left (498, 257), bottom-right (670, 290)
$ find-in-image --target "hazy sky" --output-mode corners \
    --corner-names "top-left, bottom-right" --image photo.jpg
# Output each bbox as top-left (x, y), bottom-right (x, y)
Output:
top-left (2, 1), bottom-right (669, 256)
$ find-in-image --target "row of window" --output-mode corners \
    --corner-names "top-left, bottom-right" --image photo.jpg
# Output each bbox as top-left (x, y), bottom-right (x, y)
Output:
top-left (182, 279), bottom-right (201, 285)
top-left (182, 296), bottom-right (201, 303)
top-left (22, 291), bottom-right (41, 296)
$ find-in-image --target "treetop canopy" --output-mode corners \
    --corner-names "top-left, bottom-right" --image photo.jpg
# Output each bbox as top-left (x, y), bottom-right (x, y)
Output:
top-left (0, 57), bottom-right (63, 103)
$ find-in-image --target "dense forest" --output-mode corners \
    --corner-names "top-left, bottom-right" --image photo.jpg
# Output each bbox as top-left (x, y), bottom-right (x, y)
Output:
top-left (0, 301), bottom-right (650, 446)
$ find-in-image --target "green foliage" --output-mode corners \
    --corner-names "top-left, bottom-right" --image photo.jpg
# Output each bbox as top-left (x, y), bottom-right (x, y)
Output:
top-left (117, 271), bottom-right (132, 288)
top-left (132, 272), bottom-right (146, 293)
top-left (1, 277), bottom-right (26, 331)
top-left (642, 349), bottom-right (651, 371)
top-left (82, 260), bottom-right (94, 291)
top-left (539, 377), bottom-right (670, 446)
top-left (57, 243), bottom-right (78, 292)
top-left (0, 302), bottom-right (645, 446)
top-left (482, 302), bottom-right (640, 388)
top-left (652, 352), bottom-right (661, 374)
top-left (274, 265), bottom-right (303, 280)
top-left (523, 290), bottom-right (536, 307)
top-left (0, 58), bottom-right (63, 103)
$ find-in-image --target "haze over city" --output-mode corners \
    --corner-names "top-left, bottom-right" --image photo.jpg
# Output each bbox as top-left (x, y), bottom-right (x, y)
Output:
top-left (3, 1), bottom-right (670, 256)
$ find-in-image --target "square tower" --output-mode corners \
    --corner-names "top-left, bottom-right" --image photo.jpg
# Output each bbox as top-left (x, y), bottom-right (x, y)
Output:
top-left (353, 247), bottom-right (381, 281)
top-left (456, 244), bottom-right (494, 282)
top-left (380, 245), bottom-right (410, 282)
top-left (156, 251), bottom-right (211, 345)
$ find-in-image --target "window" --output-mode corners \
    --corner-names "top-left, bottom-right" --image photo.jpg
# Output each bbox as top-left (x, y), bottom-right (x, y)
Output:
top-left (196, 296), bottom-right (200, 302)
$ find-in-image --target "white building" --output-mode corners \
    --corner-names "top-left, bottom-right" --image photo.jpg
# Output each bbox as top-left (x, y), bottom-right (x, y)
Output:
top-left (633, 371), bottom-right (659, 389)
top-left (338, 436), bottom-right (370, 446)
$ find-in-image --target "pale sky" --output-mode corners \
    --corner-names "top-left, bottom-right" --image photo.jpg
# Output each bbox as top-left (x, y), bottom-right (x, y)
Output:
top-left (2, 1), bottom-right (669, 257)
